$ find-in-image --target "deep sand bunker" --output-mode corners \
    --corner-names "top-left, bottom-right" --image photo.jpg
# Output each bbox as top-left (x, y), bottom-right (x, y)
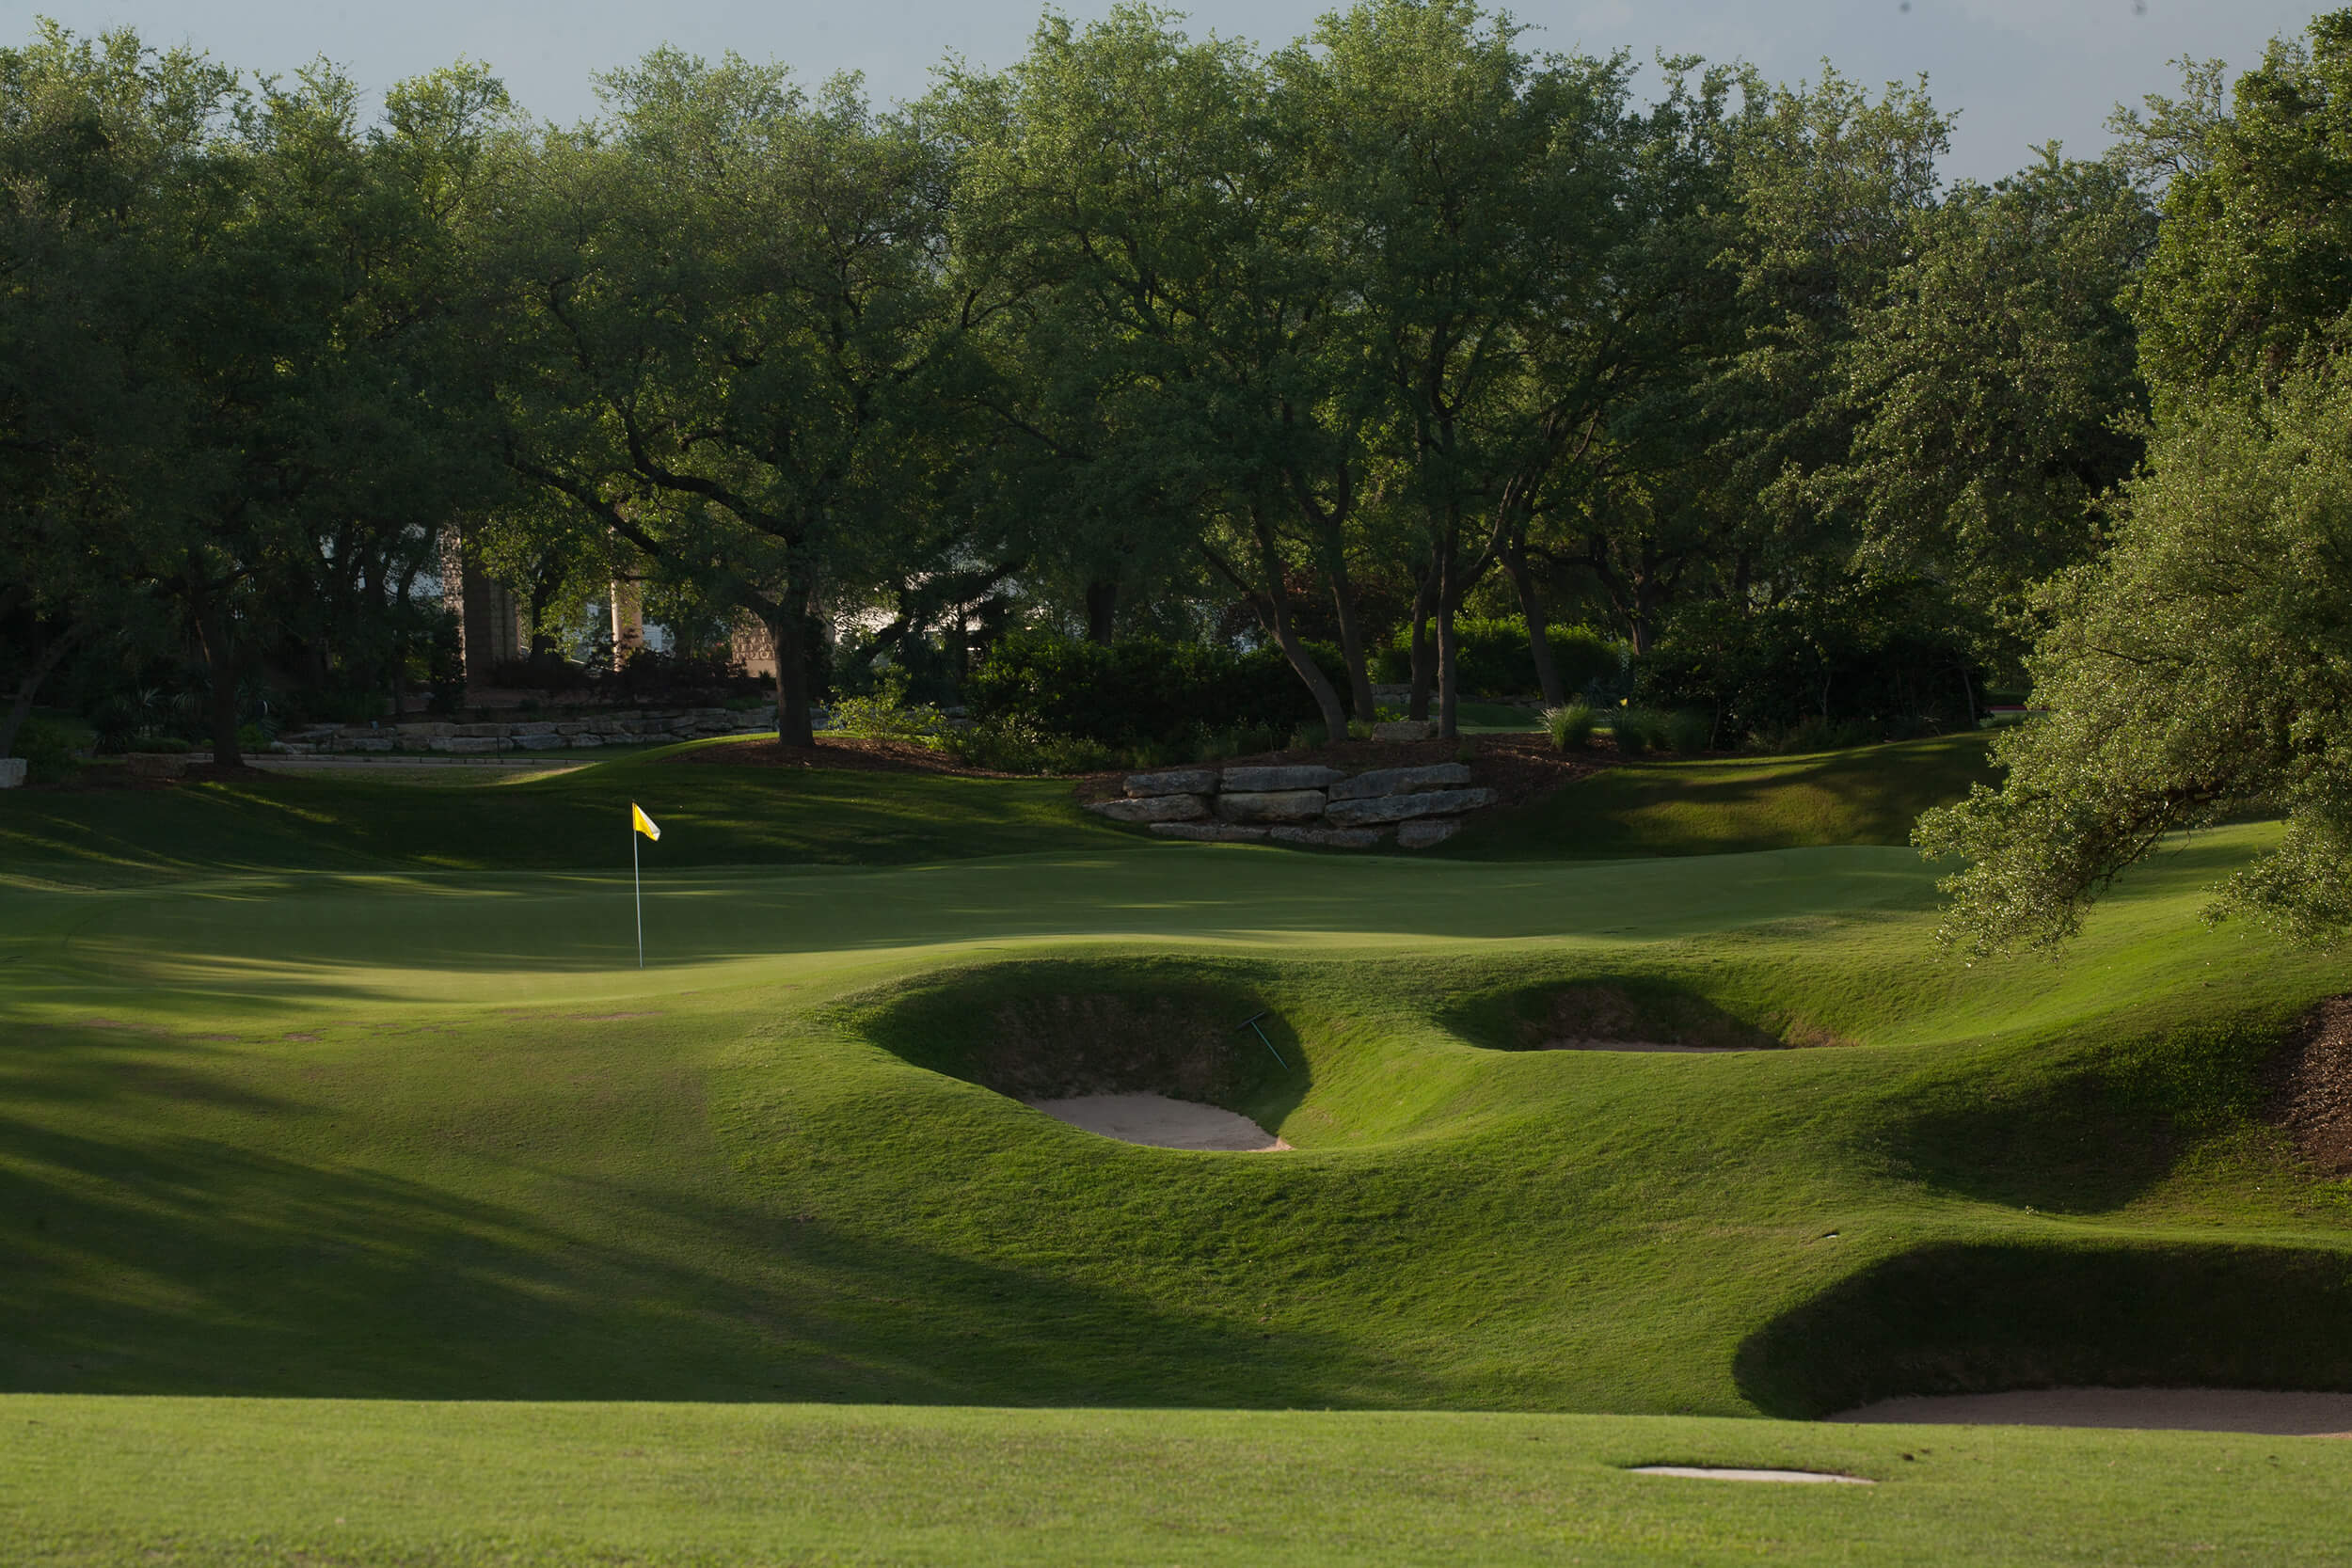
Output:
top-left (1836, 1388), bottom-right (2352, 1435)
top-left (1506, 984), bottom-right (1817, 1053)
top-left (1028, 1093), bottom-right (1289, 1151)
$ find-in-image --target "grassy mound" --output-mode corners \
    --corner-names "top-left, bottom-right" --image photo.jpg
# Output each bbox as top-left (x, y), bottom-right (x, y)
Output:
top-left (1736, 1240), bottom-right (2352, 1418)
top-left (1447, 731), bottom-right (1997, 859)
top-left (8, 738), bottom-right (2352, 1560)
top-left (7, 818), bottom-right (2351, 1416)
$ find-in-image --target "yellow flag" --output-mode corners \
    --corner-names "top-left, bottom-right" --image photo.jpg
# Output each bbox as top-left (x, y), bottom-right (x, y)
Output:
top-left (631, 803), bottom-right (660, 842)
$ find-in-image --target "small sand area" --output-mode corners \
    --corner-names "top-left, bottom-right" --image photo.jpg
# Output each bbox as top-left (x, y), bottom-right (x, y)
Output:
top-left (1835, 1387), bottom-right (2352, 1435)
top-left (1026, 1093), bottom-right (1289, 1151)
top-left (1542, 1039), bottom-right (1752, 1053)
top-left (1632, 1466), bottom-right (1870, 1484)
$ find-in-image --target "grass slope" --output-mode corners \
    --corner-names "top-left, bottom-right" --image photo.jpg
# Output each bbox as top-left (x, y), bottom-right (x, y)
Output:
top-left (6, 820), bottom-right (2347, 1414)
top-left (1448, 732), bottom-right (1998, 858)
top-left (0, 738), bottom-right (1109, 879)
top-left (6, 740), bottom-right (2349, 1562)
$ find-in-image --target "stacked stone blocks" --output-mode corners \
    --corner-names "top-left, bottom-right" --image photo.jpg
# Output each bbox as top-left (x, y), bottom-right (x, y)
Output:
top-left (1088, 760), bottom-right (1493, 848)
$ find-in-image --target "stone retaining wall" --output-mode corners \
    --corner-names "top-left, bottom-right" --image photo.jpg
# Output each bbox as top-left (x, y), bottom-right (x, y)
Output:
top-left (277, 706), bottom-right (787, 755)
top-left (1087, 761), bottom-right (1494, 849)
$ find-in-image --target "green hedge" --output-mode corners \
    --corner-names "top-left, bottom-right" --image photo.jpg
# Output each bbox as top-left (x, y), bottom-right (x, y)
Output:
top-left (965, 632), bottom-right (1343, 747)
top-left (1373, 618), bottom-right (1621, 697)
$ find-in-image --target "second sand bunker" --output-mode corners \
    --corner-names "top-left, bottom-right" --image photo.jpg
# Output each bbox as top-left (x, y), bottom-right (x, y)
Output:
top-left (1028, 1092), bottom-right (1289, 1151)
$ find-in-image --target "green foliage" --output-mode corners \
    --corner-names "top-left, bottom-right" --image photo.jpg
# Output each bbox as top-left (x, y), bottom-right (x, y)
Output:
top-left (1541, 703), bottom-right (1596, 751)
top-left (1839, 151), bottom-right (2153, 604)
top-left (823, 695), bottom-right (951, 747)
top-left (1919, 373), bottom-right (2352, 953)
top-left (2128, 14), bottom-right (2352, 399)
top-left (1608, 707), bottom-right (1661, 756)
top-left (965, 632), bottom-right (1332, 749)
top-left (1637, 582), bottom-right (1979, 745)
top-left (9, 715), bottom-right (78, 782)
top-left (943, 719), bottom-right (1119, 776)
top-left (1661, 709), bottom-right (1715, 755)
top-left (1374, 619), bottom-right (1617, 698)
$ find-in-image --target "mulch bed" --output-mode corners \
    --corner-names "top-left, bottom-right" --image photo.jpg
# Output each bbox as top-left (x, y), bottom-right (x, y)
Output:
top-left (673, 736), bottom-right (1034, 779)
top-left (2269, 996), bottom-right (2352, 1174)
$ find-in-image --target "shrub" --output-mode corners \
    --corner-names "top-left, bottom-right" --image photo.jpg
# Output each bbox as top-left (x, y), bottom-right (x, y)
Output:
top-left (1636, 581), bottom-right (1981, 745)
top-left (946, 718), bottom-right (1119, 775)
top-left (825, 695), bottom-right (951, 746)
top-left (1373, 618), bottom-right (1622, 697)
top-left (1662, 709), bottom-right (1715, 754)
top-left (1611, 707), bottom-right (1667, 756)
top-left (965, 632), bottom-right (1341, 749)
top-left (10, 716), bottom-right (79, 783)
top-left (1763, 716), bottom-right (1882, 754)
top-left (1190, 722), bottom-right (1288, 763)
top-left (1542, 703), bottom-right (1597, 752)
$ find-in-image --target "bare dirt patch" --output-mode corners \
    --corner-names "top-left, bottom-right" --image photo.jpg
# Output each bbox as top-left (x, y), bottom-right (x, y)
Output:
top-left (2270, 995), bottom-right (2352, 1174)
top-left (1027, 1092), bottom-right (1288, 1151)
top-left (1836, 1387), bottom-right (2352, 1436)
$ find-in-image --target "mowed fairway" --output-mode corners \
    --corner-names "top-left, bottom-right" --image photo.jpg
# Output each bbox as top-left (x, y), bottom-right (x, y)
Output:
top-left (6, 740), bottom-right (2352, 1564)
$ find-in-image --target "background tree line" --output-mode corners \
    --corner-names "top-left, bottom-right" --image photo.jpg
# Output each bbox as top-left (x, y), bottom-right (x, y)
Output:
top-left (0, 3), bottom-right (2245, 795)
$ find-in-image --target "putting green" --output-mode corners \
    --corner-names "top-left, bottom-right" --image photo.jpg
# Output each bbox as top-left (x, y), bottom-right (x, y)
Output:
top-left (5, 751), bottom-right (2351, 1563)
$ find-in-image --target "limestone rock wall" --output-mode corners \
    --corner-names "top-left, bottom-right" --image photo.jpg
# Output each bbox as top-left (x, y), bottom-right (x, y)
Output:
top-left (1086, 760), bottom-right (1493, 849)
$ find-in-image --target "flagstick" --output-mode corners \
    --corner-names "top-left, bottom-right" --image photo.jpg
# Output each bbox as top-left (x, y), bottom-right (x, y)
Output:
top-left (633, 823), bottom-right (644, 970)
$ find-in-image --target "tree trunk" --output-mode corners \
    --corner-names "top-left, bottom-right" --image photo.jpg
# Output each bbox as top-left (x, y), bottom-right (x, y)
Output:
top-left (773, 605), bottom-right (816, 748)
top-left (1326, 559), bottom-right (1377, 724)
top-left (1435, 535), bottom-right (1461, 740)
top-left (1406, 569), bottom-right (1438, 722)
top-left (0, 626), bottom-right (81, 759)
top-left (1259, 598), bottom-right (1348, 748)
top-left (192, 586), bottom-right (244, 768)
top-left (1084, 579), bottom-right (1118, 646)
top-left (1225, 513), bottom-right (1347, 747)
top-left (1502, 537), bottom-right (1564, 706)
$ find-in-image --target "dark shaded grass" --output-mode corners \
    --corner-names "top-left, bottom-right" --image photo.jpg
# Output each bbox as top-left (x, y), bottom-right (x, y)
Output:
top-left (1444, 732), bottom-right (1998, 859)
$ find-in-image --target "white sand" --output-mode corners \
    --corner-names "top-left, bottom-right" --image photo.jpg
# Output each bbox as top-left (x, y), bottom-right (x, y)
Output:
top-left (1541, 1039), bottom-right (1751, 1053)
top-left (1631, 1466), bottom-right (1871, 1484)
top-left (1834, 1388), bottom-right (2352, 1436)
top-left (1026, 1093), bottom-right (1289, 1151)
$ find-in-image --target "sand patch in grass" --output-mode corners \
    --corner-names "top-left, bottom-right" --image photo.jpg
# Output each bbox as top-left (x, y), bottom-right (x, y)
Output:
top-left (1027, 1092), bottom-right (1288, 1151)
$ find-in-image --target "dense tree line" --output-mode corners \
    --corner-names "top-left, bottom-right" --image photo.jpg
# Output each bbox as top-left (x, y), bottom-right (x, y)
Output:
top-left (0, 4), bottom-right (2313, 857)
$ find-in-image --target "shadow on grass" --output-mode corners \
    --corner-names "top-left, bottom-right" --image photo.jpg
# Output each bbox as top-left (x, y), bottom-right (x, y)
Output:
top-left (1452, 734), bottom-right (1996, 861)
top-left (1438, 971), bottom-right (1799, 1053)
top-left (1734, 1240), bottom-right (2352, 1418)
top-left (0, 1101), bottom-right (1428, 1407)
top-left (848, 955), bottom-right (1311, 1134)
top-left (1878, 1016), bottom-right (2280, 1214)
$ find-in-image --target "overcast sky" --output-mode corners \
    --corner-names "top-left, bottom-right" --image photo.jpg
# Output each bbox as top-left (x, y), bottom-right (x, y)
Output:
top-left (5, 0), bottom-right (2327, 182)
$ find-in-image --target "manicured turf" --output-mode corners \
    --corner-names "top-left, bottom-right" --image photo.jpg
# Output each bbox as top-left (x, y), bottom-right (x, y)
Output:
top-left (3, 739), bottom-right (2347, 1562)
top-left (7, 1398), bottom-right (2349, 1566)
top-left (1447, 732), bottom-right (1999, 858)
top-left (0, 738), bottom-right (1110, 879)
